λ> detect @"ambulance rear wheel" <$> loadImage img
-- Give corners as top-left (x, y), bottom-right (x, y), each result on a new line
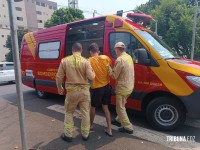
top-left (146, 96), bottom-right (186, 131)
top-left (36, 89), bottom-right (48, 99)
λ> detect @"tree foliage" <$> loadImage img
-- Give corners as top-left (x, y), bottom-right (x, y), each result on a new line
top-left (136, 0), bottom-right (160, 14)
top-left (137, 0), bottom-right (200, 58)
top-left (187, 0), bottom-right (200, 6)
top-left (5, 30), bottom-right (28, 62)
top-left (45, 8), bottom-right (84, 28)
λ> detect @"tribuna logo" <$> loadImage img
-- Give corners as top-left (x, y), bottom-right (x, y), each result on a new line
top-left (167, 136), bottom-right (196, 142)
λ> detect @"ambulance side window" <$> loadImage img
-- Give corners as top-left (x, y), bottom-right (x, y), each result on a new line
top-left (66, 20), bottom-right (104, 58)
top-left (38, 41), bottom-right (60, 59)
top-left (109, 32), bottom-right (144, 63)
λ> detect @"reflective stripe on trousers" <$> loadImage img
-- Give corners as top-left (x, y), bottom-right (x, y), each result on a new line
top-left (64, 87), bottom-right (91, 137)
top-left (115, 94), bottom-right (133, 131)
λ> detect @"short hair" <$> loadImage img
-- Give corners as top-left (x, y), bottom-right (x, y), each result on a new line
top-left (88, 43), bottom-right (99, 53)
top-left (72, 42), bottom-right (82, 52)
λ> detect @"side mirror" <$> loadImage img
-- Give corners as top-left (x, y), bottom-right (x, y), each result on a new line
top-left (135, 48), bottom-right (150, 66)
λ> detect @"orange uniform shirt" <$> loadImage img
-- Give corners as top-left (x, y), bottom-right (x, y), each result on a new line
top-left (89, 55), bottom-right (111, 89)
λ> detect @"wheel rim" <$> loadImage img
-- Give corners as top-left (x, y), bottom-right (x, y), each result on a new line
top-left (154, 104), bottom-right (178, 126)
top-left (37, 90), bottom-right (44, 97)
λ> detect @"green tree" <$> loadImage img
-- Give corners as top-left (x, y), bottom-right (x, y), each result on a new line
top-left (5, 29), bottom-right (28, 62)
top-left (151, 0), bottom-right (195, 56)
top-left (187, 0), bottom-right (200, 6)
top-left (136, 0), bottom-right (160, 14)
top-left (45, 8), bottom-right (84, 28)
top-left (136, 0), bottom-right (200, 58)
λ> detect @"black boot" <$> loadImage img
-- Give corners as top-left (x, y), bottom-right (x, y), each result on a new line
top-left (118, 127), bottom-right (133, 134)
top-left (61, 133), bottom-right (73, 142)
top-left (111, 119), bottom-right (121, 127)
top-left (82, 135), bottom-right (89, 141)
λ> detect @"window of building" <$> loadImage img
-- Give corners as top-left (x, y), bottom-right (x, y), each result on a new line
top-left (4, 15), bottom-right (6, 18)
top-left (49, 5), bottom-right (53, 9)
top-left (53, 6), bottom-right (57, 10)
top-left (3, 45), bottom-right (6, 47)
top-left (41, 2), bottom-right (45, 7)
top-left (37, 20), bottom-right (43, 23)
top-left (2, 35), bottom-right (4, 38)
top-left (36, 1), bottom-right (40, 6)
top-left (0, 24), bottom-right (2, 28)
top-left (39, 41), bottom-right (60, 59)
top-left (16, 7), bottom-right (22, 11)
top-left (36, 11), bottom-right (42, 15)
top-left (17, 17), bottom-right (23, 21)
top-left (2, 4), bottom-right (5, 7)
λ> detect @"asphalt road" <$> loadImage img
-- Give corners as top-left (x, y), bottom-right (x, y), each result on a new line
top-left (0, 82), bottom-right (200, 150)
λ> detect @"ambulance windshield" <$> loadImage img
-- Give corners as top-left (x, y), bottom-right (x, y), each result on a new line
top-left (136, 30), bottom-right (179, 59)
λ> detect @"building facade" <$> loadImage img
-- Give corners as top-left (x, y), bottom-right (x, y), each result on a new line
top-left (0, 0), bottom-right (57, 61)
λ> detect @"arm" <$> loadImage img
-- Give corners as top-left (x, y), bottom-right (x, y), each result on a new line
top-left (109, 58), bottom-right (123, 80)
top-left (56, 60), bottom-right (65, 95)
top-left (85, 60), bottom-right (95, 80)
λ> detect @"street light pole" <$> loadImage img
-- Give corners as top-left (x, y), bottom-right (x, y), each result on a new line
top-left (93, 10), bottom-right (97, 18)
top-left (7, 0), bottom-right (28, 150)
top-left (152, 19), bottom-right (158, 35)
top-left (191, 0), bottom-right (198, 60)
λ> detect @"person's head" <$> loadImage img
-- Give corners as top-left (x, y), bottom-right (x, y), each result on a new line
top-left (114, 42), bottom-right (126, 57)
top-left (72, 42), bottom-right (83, 53)
top-left (88, 43), bottom-right (100, 57)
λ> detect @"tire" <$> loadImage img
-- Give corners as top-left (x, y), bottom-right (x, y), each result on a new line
top-left (36, 89), bottom-right (48, 99)
top-left (146, 96), bottom-right (186, 131)
top-left (8, 81), bottom-right (15, 84)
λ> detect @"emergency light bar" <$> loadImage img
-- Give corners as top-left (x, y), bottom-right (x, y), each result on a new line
top-left (126, 13), bottom-right (153, 27)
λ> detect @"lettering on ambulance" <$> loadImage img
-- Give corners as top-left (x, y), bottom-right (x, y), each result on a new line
top-left (137, 81), bottom-right (163, 87)
top-left (37, 68), bottom-right (57, 80)
top-left (24, 32), bottom-right (36, 59)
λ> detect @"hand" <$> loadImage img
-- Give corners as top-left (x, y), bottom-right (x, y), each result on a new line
top-left (58, 87), bottom-right (64, 95)
top-left (108, 66), bottom-right (112, 75)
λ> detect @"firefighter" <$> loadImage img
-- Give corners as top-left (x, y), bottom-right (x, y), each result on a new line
top-left (88, 43), bottom-right (112, 136)
top-left (109, 42), bottom-right (134, 134)
top-left (56, 42), bottom-right (95, 142)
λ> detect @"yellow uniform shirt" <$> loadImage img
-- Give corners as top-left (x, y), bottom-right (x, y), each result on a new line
top-left (56, 52), bottom-right (95, 93)
top-left (109, 52), bottom-right (134, 95)
top-left (89, 55), bottom-right (111, 89)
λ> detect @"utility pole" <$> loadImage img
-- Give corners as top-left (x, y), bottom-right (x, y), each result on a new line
top-left (68, 0), bottom-right (78, 9)
top-left (93, 10), bottom-right (97, 18)
top-left (191, 0), bottom-right (198, 60)
top-left (7, 0), bottom-right (28, 150)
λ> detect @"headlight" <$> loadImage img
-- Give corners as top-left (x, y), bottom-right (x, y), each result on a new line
top-left (186, 76), bottom-right (200, 87)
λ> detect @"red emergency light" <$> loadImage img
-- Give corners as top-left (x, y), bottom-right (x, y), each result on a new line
top-left (126, 13), bottom-right (153, 27)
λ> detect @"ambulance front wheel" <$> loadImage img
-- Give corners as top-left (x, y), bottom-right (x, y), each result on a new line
top-left (36, 89), bottom-right (48, 99)
top-left (146, 96), bottom-right (186, 131)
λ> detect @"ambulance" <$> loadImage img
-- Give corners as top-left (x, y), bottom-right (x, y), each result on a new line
top-left (20, 13), bottom-right (200, 131)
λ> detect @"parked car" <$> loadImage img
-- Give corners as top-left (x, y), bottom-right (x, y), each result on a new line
top-left (0, 62), bottom-right (15, 83)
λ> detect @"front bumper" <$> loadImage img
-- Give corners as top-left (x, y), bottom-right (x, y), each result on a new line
top-left (179, 88), bottom-right (200, 118)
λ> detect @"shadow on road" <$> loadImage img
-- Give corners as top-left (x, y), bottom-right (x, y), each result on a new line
top-left (0, 82), bottom-right (15, 86)
top-left (32, 122), bottom-right (167, 150)
top-left (1, 88), bottom-right (200, 148)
